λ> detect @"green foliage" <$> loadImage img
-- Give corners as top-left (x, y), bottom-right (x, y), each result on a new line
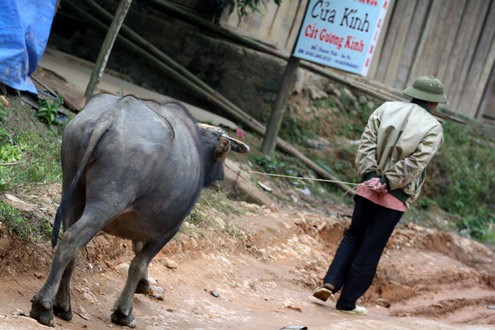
top-left (0, 100), bottom-right (63, 192)
top-left (0, 201), bottom-right (52, 240)
top-left (0, 127), bottom-right (23, 190)
top-left (0, 98), bottom-right (64, 241)
top-left (37, 96), bottom-right (63, 126)
top-left (428, 121), bottom-right (495, 244)
top-left (0, 104), bottom-right (7, 121)
top-left (314, 93), bottom-right (373, 139)
top-left (250, 154), bottom-right (302, 178)
top-left (279, 116), bottom-right (316, 144)
top-left (0, 130), bottom-right (61, 191)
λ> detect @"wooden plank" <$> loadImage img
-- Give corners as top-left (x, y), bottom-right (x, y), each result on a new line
top-left (285, 0), bottom-right (308, 51)
top-left (266, 0), bottom-right (300, 49)
top-left (396, 0), bottom-right (431, 89)
top-left (409, 1), bottom-right (463, 79)
top-left (373, 0), bottom-right (405, 82)
top-left (382, 0), bottom-right (417, 87)
top-left (425, 2), bottom-right (457, 76)
top-left (245, 0), bottom-right (278, 38)
top-left (435, 0), bottom-right (467, 79)
top-left (408, 0), bottom-right (442, 80)
top-left (443, 0), bottom-right (488, 102)
top-left (222, 0), bottom-right (299, 51)
top-left (368, 0), bottom-right (396, 78)
top-left (478, 59), bottom-right (495, 120)
top-left (449, 0), bottom-right (490, 107)
top-left (457, 1), bottom-right (495, 117)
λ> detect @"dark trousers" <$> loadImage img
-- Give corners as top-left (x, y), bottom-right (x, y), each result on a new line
top-left (323, 195), bottom-right (403, 310)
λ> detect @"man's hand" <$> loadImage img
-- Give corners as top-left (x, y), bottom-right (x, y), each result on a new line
top-left (362, 177), bottom-right (388, 194)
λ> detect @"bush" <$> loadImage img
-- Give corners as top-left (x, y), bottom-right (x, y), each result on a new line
top-left (36, 96), bottom-right (64, 126)
top-left (429, 121), bottom-right (495, 244)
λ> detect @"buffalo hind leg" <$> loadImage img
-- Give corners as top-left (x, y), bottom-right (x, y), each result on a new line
top-left (30, 211), bottom-right (115, 327)
top-left (54, 186), bottom-right (85, 320)
top-left (53, 258), bottom-right (76, 321)
top-left (111, 229), bottom-right (179, 327)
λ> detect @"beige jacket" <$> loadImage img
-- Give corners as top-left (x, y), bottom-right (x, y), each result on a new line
top-left (355, 101), bottom-right (444, 207)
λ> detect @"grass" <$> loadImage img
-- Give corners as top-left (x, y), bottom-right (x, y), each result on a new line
top-left (0, 119), bottom-right (62, 191)
top-left (0, 96), bottom-right (65, 240)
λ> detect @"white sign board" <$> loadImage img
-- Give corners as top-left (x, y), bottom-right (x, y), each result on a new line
top-left (293, 0), bottom-right (389, 76)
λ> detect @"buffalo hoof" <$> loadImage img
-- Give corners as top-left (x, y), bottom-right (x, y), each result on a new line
top-left (135, 278), bottom-right (151, 295)
top-left (30, 296), bottom-right (55, 327)
top-left (111, 309), bottom-right (136, 328)
top-left (53, 304), bottom-right (73, 321)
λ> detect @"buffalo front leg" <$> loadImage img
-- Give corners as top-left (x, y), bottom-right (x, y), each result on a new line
top-left (30, 213), bottom-right (108, 327)
top-left (132, 240), bottom-right (151, 295)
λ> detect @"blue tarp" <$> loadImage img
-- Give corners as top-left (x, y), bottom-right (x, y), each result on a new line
top-left (0, 0), bottom-right (56, 93)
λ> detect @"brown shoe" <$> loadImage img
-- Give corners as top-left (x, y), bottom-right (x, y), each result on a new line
top-left (312, 284), bottom-right (334, 302)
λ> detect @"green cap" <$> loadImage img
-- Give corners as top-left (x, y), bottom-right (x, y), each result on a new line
top-left (403, 76), bottom-right (447, 104)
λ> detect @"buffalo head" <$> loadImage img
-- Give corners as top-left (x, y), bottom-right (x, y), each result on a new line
top-left (196, 123), bottom-right (249, 187)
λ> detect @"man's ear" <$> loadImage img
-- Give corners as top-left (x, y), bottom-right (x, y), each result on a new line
top-left (428, 102), bottom-right (438, 111)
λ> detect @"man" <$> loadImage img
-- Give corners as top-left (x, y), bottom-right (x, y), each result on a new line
top-left (313, 76), bottom-right (447, 315)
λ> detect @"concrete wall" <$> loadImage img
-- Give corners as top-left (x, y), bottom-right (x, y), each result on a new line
top-left (49, 1), bottom-right (294, 124)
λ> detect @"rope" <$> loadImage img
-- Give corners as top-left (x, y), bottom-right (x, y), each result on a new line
top-left (229, 168), bottom-right (363, 187)
top-left (225, 165), bottom-right (385, 208)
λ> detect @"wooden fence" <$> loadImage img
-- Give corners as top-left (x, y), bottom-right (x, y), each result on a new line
top-left (217, 0), bottom-right (495, 121)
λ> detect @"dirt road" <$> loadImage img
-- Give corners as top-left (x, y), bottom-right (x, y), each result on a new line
top-left (1, 193), bottom-right (494, 330)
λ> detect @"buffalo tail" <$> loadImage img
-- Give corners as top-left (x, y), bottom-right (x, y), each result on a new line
top-left (51, 115), bottom-right (113, 248)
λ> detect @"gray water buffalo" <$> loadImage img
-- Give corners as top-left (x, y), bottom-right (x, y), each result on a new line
top-left (30, 94), bottom-right (249, 327)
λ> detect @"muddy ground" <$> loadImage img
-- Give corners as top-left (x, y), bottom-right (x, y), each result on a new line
top-left (1, 178), bottom-right (495, 330)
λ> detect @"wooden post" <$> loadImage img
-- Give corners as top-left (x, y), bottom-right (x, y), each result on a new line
top-left (261, 56), bottom-right (301, 154)
top-left (84, 0), bottom-right (133, 99)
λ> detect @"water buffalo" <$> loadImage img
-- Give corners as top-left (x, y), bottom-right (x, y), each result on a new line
top-left (30, 94), bottom-right (249, 327)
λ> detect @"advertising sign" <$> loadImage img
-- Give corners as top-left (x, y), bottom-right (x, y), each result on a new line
top-left (293, 0), bottom-right (389, 76)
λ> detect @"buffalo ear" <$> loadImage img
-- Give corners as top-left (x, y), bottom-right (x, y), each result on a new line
top-left (215, 136), bottom-right (231, 162)
top-left (197, 122), bottom-right (250, 155)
